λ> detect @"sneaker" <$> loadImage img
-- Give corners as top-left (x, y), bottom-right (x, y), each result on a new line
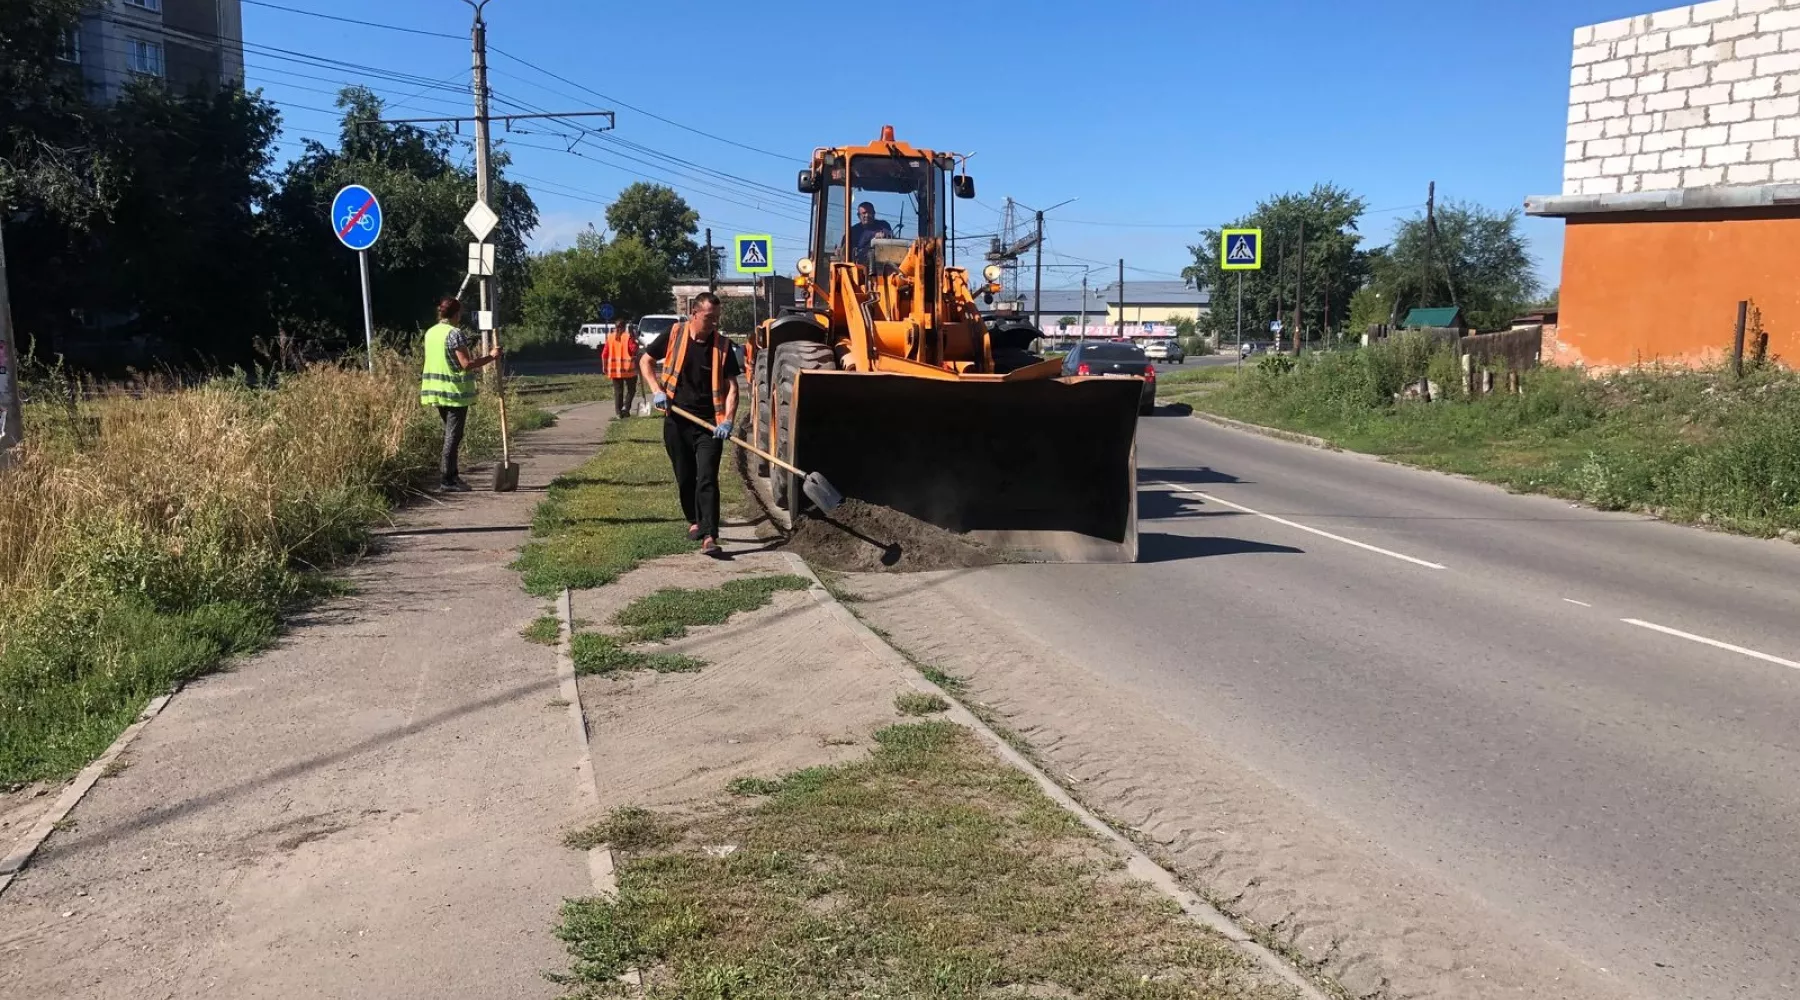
top-left (441, 478), bottom-right (472, 493)
top-left (687, 524), bottom-right (701, 541)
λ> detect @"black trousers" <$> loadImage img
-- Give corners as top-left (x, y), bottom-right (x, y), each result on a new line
top-left (437, 405), bottom-right (468, 481)
top-left (611, 377), bottom-right (637, 417)
top-left (663, 414), bottom-right (722, 540)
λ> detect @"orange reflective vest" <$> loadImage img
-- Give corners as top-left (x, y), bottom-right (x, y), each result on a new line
top-left (601, 331), bottom-right (636, 379)
top-left (659, 322), bottom-right (727, 417)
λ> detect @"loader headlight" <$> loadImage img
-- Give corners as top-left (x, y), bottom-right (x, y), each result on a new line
top-left (983, 264), bottom-right (1003, 282)
top-left (796, 257), bottom-right (815, 276)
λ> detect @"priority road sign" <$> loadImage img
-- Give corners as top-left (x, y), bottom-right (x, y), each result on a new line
top-left (463, 200), bottom-right (499, 242)
top-left (1221, 229), bottom-right (1261, 271)
top-left (599, 303), bottom-right (615, 321)
top-left (332, 184), bottom-right (383, 251)
top-left (734, 234), bottom-right (774, 275)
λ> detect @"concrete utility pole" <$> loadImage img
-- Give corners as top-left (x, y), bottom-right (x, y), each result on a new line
top-left (1116, 258), bottom-right (1125, 340)
top-left (705, 228), bottom-right (715, 292)
top-left (1293, 218), bottom-right (1305, 354)
top-left (466, 0), bottom-right (497, 376)
top-left (1023, 197), bottom-right (1075, 335)
top-left (1079, 272), bottom-right (1088, 343)
top-left (0, 217), bottom-right (21, 468)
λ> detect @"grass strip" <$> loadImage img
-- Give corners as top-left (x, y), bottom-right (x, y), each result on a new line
top-left (553, 721), bottom-right (1279, 999)
top-left (612, 575), bottom-right (811, 642)
top-left (521, 615), bottom-right (562, 645)
top-left (569, 632), bottom-right (705, 677)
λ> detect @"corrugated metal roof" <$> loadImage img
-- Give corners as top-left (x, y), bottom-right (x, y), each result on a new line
top-left (1095, 280), bottom-right (1212, 306)
top-left (1403, 306), bottom-right (1463, 328)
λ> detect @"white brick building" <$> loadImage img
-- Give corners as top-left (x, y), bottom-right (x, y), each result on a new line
top-left (1563, 0), bottom-right (1800, 195)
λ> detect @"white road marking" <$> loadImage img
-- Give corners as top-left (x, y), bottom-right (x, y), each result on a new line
top-left (1564, 599), bottom-right (1593, 608)
top-left (1157, 483), bottom-right (1447, 570)
top-left (1621, 619), bottom-right (1800, 671)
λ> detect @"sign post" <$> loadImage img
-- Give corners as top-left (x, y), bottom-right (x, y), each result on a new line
top-left (1220, 228), bottom-right (1262, 356)
top-left (332, 184), bottom-right (384, 370)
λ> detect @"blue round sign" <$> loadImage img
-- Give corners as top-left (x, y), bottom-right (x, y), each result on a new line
top-left (331, 184), bottom-right (383, 251)
top-left (599, 303), bottom-right (616, 321)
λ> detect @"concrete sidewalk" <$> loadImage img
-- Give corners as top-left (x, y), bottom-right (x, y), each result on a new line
top-left (0, 404), bottom-right (612, 1000)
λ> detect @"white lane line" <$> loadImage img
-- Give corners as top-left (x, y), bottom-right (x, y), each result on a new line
top-left (1564, 599), bottom-right (1593, 608)
top-left (1621, 619), bottom-right (1800, 671)
top-left (1156, 483), bottom-right (1446, 570)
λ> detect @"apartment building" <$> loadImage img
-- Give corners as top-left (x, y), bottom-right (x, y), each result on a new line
top-left (60, 0), bottom-right (245, 102)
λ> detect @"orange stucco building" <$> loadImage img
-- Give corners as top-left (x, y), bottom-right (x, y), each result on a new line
top-left (1527, 194), bottom-right (1800, 369)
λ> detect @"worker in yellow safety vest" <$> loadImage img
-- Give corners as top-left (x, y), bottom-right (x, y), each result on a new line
top-left (420, 296), bottom-right (501, 492)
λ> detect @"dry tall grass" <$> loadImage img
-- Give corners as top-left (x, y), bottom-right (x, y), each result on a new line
top-left (0, 355), bottom-right (504, 783)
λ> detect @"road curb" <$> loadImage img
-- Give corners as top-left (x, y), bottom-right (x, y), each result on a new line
top-left (1189, 410), bottom-right (1339, 451)
top-left (555, 589), bottom-right (627, 901)
top-left (778, 553), bottom-right (1334, 1000)
top-left (0, 693), bottom-right (173, 899)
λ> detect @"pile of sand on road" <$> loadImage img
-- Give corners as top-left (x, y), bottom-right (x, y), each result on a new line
top-left (785, 499), bottom-right (1010, 573)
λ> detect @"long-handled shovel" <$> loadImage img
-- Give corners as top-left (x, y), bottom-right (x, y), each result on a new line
top-left (491, 333), bottom-right (520, 493)
top-left (667, 404), bottom-right (842, 513)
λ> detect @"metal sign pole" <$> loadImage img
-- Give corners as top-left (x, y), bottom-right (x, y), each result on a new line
top-left (359, 250), bottom-right (376, 372)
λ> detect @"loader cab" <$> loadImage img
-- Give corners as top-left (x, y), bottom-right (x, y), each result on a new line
top-left (808, 147), bottom-right (951, 276)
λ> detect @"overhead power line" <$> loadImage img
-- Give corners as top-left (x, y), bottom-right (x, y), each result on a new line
top-left (241, 0), bottom-right (463, 40)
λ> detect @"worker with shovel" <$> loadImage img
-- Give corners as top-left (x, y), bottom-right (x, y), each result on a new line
top-left (639, 292), bottom-right (738, 556)
top-left (420, 296), bottom-right (501, 492)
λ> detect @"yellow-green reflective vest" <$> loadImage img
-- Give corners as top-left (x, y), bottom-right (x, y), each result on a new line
top-left (420, 322), bottom-right (475, 408)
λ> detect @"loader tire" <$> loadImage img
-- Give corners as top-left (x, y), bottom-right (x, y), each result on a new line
top-left (752, 349), bottom-right (774, 479)
top-left (990, 347), bottom-right (1044, 374)
top-left (772, 341), bottom-right (838, 513)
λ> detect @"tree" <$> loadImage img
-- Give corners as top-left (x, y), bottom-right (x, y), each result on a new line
top-left (1185, 184), bottom-right (1371, 344)
top-left (1371, 200), bottom-right (1538, 331)
top-left (1347, 286), bottom-right (1389, 335)
top-left (604, 182), bottom-right (712, 275)
top-left (520, 233), bottom-right (671, 344)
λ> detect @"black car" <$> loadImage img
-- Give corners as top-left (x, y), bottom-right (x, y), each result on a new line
top-left (1061, 341), bottom-right (1156, 415)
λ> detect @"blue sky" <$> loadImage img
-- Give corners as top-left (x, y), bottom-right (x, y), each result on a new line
top-left (241, 0), bottom-right (1656, 293)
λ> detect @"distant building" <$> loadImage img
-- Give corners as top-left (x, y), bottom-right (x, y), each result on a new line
top-left (988, 281), bottom-right (1211, 339)
top-left (1401, 306), bottom-right (1468, 335)
top-left (1525, 1), bottom-right (1800, 369)
top-left (64, 0), bottom-right (245, 102)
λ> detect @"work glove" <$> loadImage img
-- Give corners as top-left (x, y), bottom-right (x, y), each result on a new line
top-left (713, 419), bottom-right (733, 440)
top-left (651, 391), bottom-right (668, 411)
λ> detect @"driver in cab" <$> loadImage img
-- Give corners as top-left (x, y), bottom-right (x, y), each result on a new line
top-left (848, 201), bottom-right (895, 265)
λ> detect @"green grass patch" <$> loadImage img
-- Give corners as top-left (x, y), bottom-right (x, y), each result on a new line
top-left (554, 722), bottom-right (1276, 999)
top-left (895, 690), bottom-right (951, 716)
top-left (513, 414), bottom-right (750, 596)
top-left (521, 614), bottom-right (562, 645)
top-left (569, 632), bottom-right (705, 677)
top-left (1189, 335), bottom-right (1800, 537)
top-left (612, 575), bottom-right (812, 642)
top-left (565, 805), bottom-right (679, 852)
top-left (512, 374), bottom-right (615, 407)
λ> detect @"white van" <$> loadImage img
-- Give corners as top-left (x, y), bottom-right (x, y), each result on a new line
top-left (635, 314), bottom-right (682, 350)
top-left (575, 323), bottom-right (607, 349)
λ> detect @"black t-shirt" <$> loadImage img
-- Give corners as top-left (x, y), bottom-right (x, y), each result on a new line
top-left (644, 325), bottom-right (742, 422)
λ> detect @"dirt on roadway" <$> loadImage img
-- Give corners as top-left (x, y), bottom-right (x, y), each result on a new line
top-left (842, 569), bottom-right (1641, 1000)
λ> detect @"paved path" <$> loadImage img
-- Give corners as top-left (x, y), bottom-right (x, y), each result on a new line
top-left (0, 404), bottom-right (611, 1000)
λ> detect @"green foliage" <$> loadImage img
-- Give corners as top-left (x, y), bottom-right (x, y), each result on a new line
top-left (521, 615), bottom-right (562, 645)
top-left (1347, 286), bottom-right (1391, 334)
top-left (894, 691), bottom-right (951, 716)
top-left (1256, 353), bottom-right (1296, 376)
top-left (1187, 184), bottom-right (1371, 345)
top-left (605, 181), bottom-right (716, 276)
top-left (519, 234), bottom-right (673, 347)
top-left (1370, 199), bottom-right (1538, 331)
top-left (718, 296), bottom-right (758, 335)
top-left (569, 632), bottom-right (705, 677)
top-left (613, 576), bottom-right (811, 643)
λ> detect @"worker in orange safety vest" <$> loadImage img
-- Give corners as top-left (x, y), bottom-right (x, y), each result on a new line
top-left (600, 318), bottom-right (639, 418)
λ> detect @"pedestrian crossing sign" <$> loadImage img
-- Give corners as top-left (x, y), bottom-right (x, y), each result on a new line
top-left (734, 234), bottom-right (775, 275)
top-left (1220, 229), bottom-right (1262, 271)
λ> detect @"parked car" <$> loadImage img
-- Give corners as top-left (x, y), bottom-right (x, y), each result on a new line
top-left (1061, 341), bottom-right (1156, 415)
top-left (1143, 339), bottom-right (1185, 364)
top-left (636, 314), bottom-right (682, 350)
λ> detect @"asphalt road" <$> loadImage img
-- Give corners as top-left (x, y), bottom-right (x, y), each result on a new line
top-left (944, 413), bottom-right (1800, 999)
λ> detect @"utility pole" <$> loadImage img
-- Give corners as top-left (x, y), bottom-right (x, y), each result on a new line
top-left (1025, 197), bottom-right (1076, 335)
top-left (467, 0), bottom-right (497, 378)
top-left (1079, 271), bottom-right (1089, 344)
top-left (705, 227), bottom-right (715, 291)
top-left (1116, 259), bottom-right (1125, 340)
top-left (0, 217), bottom-right (21, 467)
top-left (1293, 218), bottom-right (1305, 354)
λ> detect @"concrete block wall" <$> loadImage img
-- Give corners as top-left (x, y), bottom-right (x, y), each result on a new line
top-left (1564, 0), bottom-right (1800, 195)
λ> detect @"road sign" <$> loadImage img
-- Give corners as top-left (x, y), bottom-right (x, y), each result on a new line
top-left (734, 233), bottom-right (774, 275)
top-left (331, 184), bottom-right (383, 252)
top-left (599, 303), bottom-right (616, 321)
top-left (463, 200), bottom-right (499, 242)
top-left (1221, 228), bottom-right (1262, 271)
top-left (467, 242), bottom-right (495, 277)
top-left (1270, 320), bottom-right (1284, 333)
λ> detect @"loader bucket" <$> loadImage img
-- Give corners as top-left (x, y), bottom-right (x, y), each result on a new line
top-left (788, 371), bottom-right (1142, 563)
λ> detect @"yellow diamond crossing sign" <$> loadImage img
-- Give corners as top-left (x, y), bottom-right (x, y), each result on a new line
top-left (1221, 229), bottom-right (1262, 271)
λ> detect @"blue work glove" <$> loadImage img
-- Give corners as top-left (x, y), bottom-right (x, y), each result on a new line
top-left (713, 419), bottom-right (733, 440)
top-left (651, 391), bottom-right (668, 411)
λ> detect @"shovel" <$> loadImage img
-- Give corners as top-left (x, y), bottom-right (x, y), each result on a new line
top-left (667, 404), bottom-right (843, 513)
top-left (491, 336), bottom-right (520, 493)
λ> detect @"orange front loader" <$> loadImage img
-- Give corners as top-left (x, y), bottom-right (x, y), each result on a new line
top-left (745, 126), bottom-right (1142, 562)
